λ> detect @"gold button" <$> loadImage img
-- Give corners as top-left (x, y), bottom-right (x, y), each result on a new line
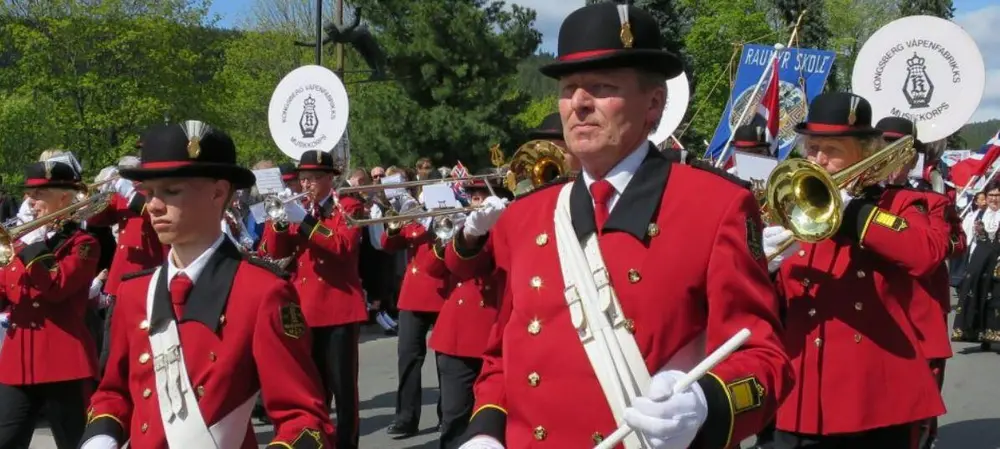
top-left (219, 315), bottom-right (226, 325)
top-left (536, 233), bottom-right (549, 246)
top-left (119, 245), bottom-right (125, 250)
top-left (410, 232), bottom-right (418, 237)
top-left (798, 249), bottom-right (806, 257)
top-left (457, 299), bottom-right (464, 305)
top-left (209, 352), bottom-right (217, 362)
top-left (527, 372), bottom-right (540, 387)
top-left (479, 300), bottom-right (485, 307)
top-left (411, 267), bottom-right (418, 274)
top-left (484, 285), bottom-right (491, 291)
top-left (646, 223), bottom-right (660, 237)
top-left (141, 423), bottom-right (148, 433)
top-left (854, 334), bottom-right (862, 343)
top-left (855, 302), bottom-right (863, 311)
top-left (139, 353), bottom-right (150, 364)
top-left (627, 269), bottom-right (641, 284)
top-left (533, 426), bottom-right (547, 441)
top-left (530, 276), bottom-right (542, 289)
top-left (457, 282), bottom-right (463, 287)
top-left (808, 308), bottom-right (817, 317)
top-left (592, 432), bottom-right (605, 444)
top-left (139, 320), bottom-right (150, 330)
top-left (623, 319), bottom-right (636, 334)
top-left (196, 386), bottom-right (205, 397)
top-left (814, 337), bottom-right (823, 347)
top-left (318, 259), bottom-right (324, 265)
top-left (142, 388), bottom-right (152, 398)
top-left (32, 302), bottom-right (39, 308)
top-left (528, 318), bottom-right (541, 335)
top-left (856, 270), bottom-right (866, 278)
top-left (801, 278), bottom-right (811, 287)
top-left (29, 322), bottom-right (37, 329)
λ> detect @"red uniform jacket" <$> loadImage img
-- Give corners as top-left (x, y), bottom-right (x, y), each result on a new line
top-left (774, 186), bottom-right (948, 435)
top-left (260, 195), bottom-right (367, 327)
top-left (381, 222), bottom-right (450, 313)
top-left (0, 224), bottom-right (100, 385)
top-left (425, 243), bottom-right (498, 358)
top-left (82, 238), bottom-right (333, 449)
top-left (447, 150), bottom-right (793, 449)
top-left (87, 192), bottom-right (166, 296)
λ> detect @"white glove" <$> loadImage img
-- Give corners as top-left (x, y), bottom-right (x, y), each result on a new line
top-left (113, 178), bottom-right (135, 198)
top-left (80, 435), bottom-right (119, 449)
top-left (458, 436), bottom-right (505, 449)
top-left (0, 313), bottom-right (9, 329)
top-left (763, 226), bottom-right (798, 273)
top-left (623, 370), bottom-right (708, 449)
top-left (89, 277), bottom-right (105, 300)
top-left (463, 196), bottom-right (507, 237)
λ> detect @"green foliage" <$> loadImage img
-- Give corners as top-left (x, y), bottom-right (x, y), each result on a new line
top-left (517, 53), bottom-right (557, 100)
top-left (824, 0), bottom-right (900, 91)
top-left (898, 0), bottom-right (954, 18)
top-left (514, 95), bottom-right (557, 130)
top-left (959, 120), bottom-right (1000, 149)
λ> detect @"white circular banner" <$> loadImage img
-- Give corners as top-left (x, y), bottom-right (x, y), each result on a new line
top-left (851, 15), bottom-right (985, 143)
top-left (649, 72), bottom-right (690, 146)
top-left (268, 65), bottom-right (350, 161)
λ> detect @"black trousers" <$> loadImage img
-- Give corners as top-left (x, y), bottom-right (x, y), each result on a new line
top-left (312, 323), bottom-right (361, 449)
top-left (0, 380), bottom-right (88, 449)
top-left (773, 423), bottom-right (919, 449)
top-left (436, 354), bottom-right (483, 449)
top-left (98, 298), bottom-right (116, 378)
top-left (395, 310), bottom-right (440, 428)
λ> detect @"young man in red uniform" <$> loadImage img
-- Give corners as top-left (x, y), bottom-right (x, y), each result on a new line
top-left (451, 4), bottom-right (793, 448)
top-left (259, 149), bottom-right (366, 449)
top-left (878, 116), bottom-right (965, 449)
top-left (765, 94), bottom-right (947, 448)
top-left (380, 203), bottom-right (451, 436)
top-left (80, 121), bottom-right (332, 449)
top-left (0, 161), bottom-right (100, 449)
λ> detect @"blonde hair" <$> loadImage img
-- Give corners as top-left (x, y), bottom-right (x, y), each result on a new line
top-left (38, 148), bottom-right (67, 161)
top-left (385, 166), bottom-right (405, 179)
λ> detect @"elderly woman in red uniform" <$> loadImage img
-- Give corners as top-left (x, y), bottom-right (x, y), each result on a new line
top-left (765, 93), bottom-right (947, 448)
top-left (0, 161), bottom-right (100, 449)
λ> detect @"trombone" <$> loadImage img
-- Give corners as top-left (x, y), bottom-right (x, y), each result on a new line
top-left (764, 135), bottom-right (916, 260)
top-left (337, 174), bottom-right (504, 196)
top-left (0, 189), bottom-right (113, 265)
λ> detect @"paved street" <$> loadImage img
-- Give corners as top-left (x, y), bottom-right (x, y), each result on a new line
top-left (29, 298), bottom-right (1000, 448)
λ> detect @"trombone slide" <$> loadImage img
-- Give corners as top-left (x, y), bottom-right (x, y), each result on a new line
top-left (345, 206), bottom-right (481, 228)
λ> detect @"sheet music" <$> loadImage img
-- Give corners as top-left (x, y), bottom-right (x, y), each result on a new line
top-left (421, 184), bottom-right (459, 210)
top-left (253, 168), bottom-right (284, 195)
top-left (380, 174), bottom-right (407, 199)
top-left (732, 151), bottom-right (779, 186)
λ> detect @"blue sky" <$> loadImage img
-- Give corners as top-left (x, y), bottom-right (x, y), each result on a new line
top-left (210, 0), bottom-right (999, 121)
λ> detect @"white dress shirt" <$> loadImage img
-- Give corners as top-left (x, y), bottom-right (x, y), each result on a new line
top-left (963, 206), bottom-right (1000, 257)
top-left (580, 141), bottom-right (650, 213)
top-left (166, 234), bottom-right (226, 289)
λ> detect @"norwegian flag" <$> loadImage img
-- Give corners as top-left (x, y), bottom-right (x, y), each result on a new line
top-left (450, 160), bottom-right (470, 200)
top-left (757, 56), bottom-right (781, 157)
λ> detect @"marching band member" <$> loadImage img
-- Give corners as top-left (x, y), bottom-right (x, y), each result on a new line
top-left (380, 199), bottom-right (450, 437)
top-left (879, 117), bottom-right (965, 449)
top-left (259, 149), bottom-right (366, 449)
top-left (0, 160), bottom-right (99, 449)
top-left (427, 178), bottom-right (511, 449)
top-left (452, 4), bottom-right (792, 448)
top-left (81, 121), bottom-right (332, 449)
top-left (766, 93), bottom-right (947, 448)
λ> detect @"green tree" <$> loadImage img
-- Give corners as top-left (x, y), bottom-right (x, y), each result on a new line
top-left (898, 0), bottom-right (953, 18)
top-left (514, 95), bottom-right (557, 130)
top-left (772, 0), bottom-right (832, 89)
top-left (824, 0), bottom-right (900, 91)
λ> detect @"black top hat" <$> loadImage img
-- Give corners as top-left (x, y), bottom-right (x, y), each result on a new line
top-left (731, 124), bottom-right (771, 151)
top-left (540, 3), bottom-right (683, 79)
top-left (120, 121), bottom-right (255, 189)
top-left (794, 92), bottom-right (881, 138)
top-left (528, 113), bottom-right (564, 141)
top-left (23, 161), bottom-right (82, 189)
top-left (297, 150), bottom-right (340, 174)
top-left (278, 162), bottom-right (298, 181)
top-left (876, 116), bottom-right (923, 149)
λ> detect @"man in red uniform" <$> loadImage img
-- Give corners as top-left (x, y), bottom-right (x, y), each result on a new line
top-left (80, 121), bottom-right (333, 449)
top-left (380, 207), bottom-right (451, 436)
top-left (259, 149), bottom-right (366, 449)
top-left (878, 116), bottom-right (965, 449)
top-left (0, 161), bottom-right (100, 449)
top-left (451, 4), bottom-right (793, 448)
top-left (765, 93), bottom-right (947, 448)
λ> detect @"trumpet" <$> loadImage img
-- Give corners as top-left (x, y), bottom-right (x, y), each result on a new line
top-left (0, 190), bottom-right (113, 265)
top-left (263, 192), bottom-right (308, 225)
top-left (764, 135), bottom-right (915, 260)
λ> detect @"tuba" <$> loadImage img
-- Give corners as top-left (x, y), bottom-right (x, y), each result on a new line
top-left (502, 140), bottom-right (572, 195)
top-left (764, 135), bottom-right (915, 258)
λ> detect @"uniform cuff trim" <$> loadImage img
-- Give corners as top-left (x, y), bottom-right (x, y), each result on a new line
top-left (433, 243), bottom-right (446, 261)
top-left (24, 254), bottom-right (56, 271)
top-left (272, 222), bottom-right (289, 233)
top-left (452, 231), bottom-right (485, 260)
top-left (695, 372), bottom-right (735, 449)
top-left (81, 414), bottom-right (125, 446)
top-left (841, 201), bottom-right (876, 245)
top-left (467, 405), bottom-right (506, 445)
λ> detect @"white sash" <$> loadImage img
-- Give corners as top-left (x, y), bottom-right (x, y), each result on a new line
top-left (145, 267), bottom-right (259, 448)
top-left (553, 184), bottom-right (652, 449)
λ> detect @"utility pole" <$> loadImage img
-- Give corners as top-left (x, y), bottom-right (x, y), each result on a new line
top-left (336, 0), bottom-right (345, 78)
top-left (314, 0), bottom-right (323, 65)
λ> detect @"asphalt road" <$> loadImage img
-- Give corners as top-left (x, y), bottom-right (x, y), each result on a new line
top-left (28, 296), bottom-right (1000, 449)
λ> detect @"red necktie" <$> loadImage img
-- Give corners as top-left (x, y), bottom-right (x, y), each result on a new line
top-left (590, 180), bottom-right (615, 234)
top-left (169, 273), bottom-right (193, 320)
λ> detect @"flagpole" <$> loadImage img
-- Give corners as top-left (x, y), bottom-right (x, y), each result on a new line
top-left (959, 162), bottom-right (1000, 216)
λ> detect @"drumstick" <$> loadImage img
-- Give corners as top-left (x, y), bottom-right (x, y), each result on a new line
top-left (593, 328), bottom-right (752, 449)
